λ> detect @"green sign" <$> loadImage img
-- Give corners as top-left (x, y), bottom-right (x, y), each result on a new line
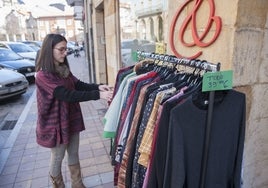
top-left (131, 51), bottom-right (138, 62)
top-left (202, 70), bottom-right (233, 92)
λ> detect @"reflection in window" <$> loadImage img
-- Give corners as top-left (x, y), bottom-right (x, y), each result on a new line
top-left (140, 19), bottom-right (146, 39)
top-left (150, 17), bottom-right (155, 41)
top-left (158, 16), bottom-right (163, 42)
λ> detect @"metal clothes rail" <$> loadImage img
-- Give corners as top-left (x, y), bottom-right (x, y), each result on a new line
top-left (137, 51), bottom-right (220, 72)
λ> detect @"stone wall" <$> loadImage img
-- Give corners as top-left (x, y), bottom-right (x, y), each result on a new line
top-left (103, 0), bottom-right (121, 84)
top-left (167, 0), bottom-right (268, 187)
top-left (91, 0), bottom-right (121, 84)
top-left (234, 1), bottom-right (268, 187)
top-left (92, 3), bottom-right (106, 84)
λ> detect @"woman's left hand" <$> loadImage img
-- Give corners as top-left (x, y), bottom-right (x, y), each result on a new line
top-left (99, 84), bottom-right (113, 92)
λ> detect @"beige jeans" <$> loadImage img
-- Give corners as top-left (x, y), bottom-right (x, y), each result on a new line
top-left (49, 133), bottom-right (80, 176)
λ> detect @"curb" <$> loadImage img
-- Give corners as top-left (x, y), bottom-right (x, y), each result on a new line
top-left (0, 89), bottom-right (36, 174)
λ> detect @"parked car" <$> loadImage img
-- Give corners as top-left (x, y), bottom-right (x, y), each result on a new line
top-left (67, 41), bottom-right (76, 55)
top-left (0, 48), bottom-right (35, 82)
top-left (121, 48), bottom-right (132, 67)
top-left (120, 39), bottom-right (143, 67)
top-left (0, 67), bottom-right (29, 101)
top-left (21, 41), bottom-right (41, 52)
top-left (121, 39), bottom-right (140, 50)
top-left (68, 41), bottom-right (83, 51)
top-left (0, 41), bottom-right (37, 62)
top-left (21, 41), bottom-right (42, 48)
top-left (140, 42), bottom-right (156, 53)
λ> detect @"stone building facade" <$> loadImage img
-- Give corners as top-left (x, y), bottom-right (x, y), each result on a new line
top-left (0, 1), bottom-right (82, 42)
top-left (166, 1), bottom-right (268, 187)
top-left (81, 0), bottom-right (268, 187)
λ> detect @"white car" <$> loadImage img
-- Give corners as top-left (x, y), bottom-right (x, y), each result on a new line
top-left (0, 67), bottom-right (29, 101)
top-left (120, 39), bottom-right (154, 67)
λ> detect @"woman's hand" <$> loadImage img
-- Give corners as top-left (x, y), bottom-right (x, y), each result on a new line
top-left (99, 84), bottom-right (113, 92)
top-left (99, 84), bottom-right (114, 101)
top-left (99, 90), bottom-right (113, 102)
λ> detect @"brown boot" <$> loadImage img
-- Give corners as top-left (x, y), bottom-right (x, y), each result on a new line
top-left (50, 173), bottom-right (65, 188)
top-left (68, 163), bottom-right (86, 188)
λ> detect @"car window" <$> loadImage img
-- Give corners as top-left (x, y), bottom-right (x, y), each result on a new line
top-left (8, 43), bottom-right (35, 53)
top-left (0, 43), bottom-right (8, 48)
top-left (121, 41), bottom-right (133, 49)
top-left (35, 41), bottom-right (42, 47)
top-left (121, 39), bottom-right (141, 50)
top-left (0, 49), bottom-right (23, 61)
top-left (28, 44), bottom-right (40, 51)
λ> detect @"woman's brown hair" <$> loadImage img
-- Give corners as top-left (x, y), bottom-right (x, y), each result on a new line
top-left (36, 34), bottom-right (69, 72)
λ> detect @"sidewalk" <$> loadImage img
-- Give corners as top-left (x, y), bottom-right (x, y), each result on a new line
top-left (0, 52), bottom-right (114, 188)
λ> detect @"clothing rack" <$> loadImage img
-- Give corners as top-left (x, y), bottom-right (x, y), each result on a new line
top-left (137, 51), bottom-right (221, 188)
top-left (137, 51), bottom-right (220, 72)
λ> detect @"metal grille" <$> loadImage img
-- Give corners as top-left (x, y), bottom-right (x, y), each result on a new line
top-left (1, 120), bottom-right (17, 130)
top-left (5, 81), bottom-right (22, 87)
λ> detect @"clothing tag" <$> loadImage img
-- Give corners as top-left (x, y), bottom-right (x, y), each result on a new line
top-left (202, 70), bottom-right (233, 92)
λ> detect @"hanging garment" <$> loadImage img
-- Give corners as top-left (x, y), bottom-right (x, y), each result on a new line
top-left (113, 71), bottom-right (160, 186)
top-left (146, 86), bottom-right (189, 188)
top-left (163, 90), bottom-right (246, 188)
top-left (117, 81), bottom-right (157, 187)
top-left (105, 55), bottom-right (245, 188)
top-left (103, 72), bottom-right (136, 138)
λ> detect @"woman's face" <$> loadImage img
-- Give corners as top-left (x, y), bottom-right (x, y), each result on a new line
top-left (53, 41), bottom-right (67, 64)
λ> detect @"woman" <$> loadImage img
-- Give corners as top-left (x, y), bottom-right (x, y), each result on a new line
top-left (35, 34), bottom-right (113, 188)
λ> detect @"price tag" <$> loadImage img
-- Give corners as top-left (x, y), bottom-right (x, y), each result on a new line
top-left (202, 70), bottom-right (233, 92)
top-left (155, 42), bottom-right (166, 54)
